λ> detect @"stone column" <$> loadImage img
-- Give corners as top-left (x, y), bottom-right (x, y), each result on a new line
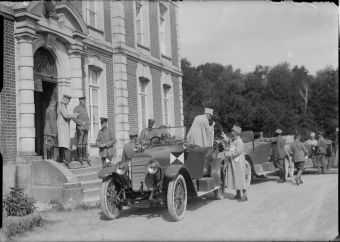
top-left (68, 47), bottom-right (84, 150)
top-left (112, 1), bottom-right (130, 160)
top-left (178, 76), bottom-right (184, 126)
top-left (15, 34), bottom-right (37, 155)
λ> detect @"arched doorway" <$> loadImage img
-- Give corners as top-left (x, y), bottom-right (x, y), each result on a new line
top-left (33, 47), bottom-right (58, 156)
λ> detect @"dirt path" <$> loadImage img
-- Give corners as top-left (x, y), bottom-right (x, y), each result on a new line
top-left (12, 174), bottom-right (338, 241)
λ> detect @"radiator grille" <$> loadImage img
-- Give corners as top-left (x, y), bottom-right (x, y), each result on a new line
top-left (131, 156), bottom-right (150, 191)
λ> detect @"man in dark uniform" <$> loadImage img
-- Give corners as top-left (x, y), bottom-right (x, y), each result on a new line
top-left (96, 117), bottom-right (117, 168)
top-left (73, 96), bottom-right (91, 166)
top-left (272, 129), bottom-right (287, 183)
top-left (122, 132), bottom-right (139, 162)
top-left (139, 119), bottom-right (158, 145)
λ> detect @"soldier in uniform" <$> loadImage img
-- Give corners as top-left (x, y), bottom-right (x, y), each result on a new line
top-left (139, 119), bottom-right (158, 145)
top-left (96, 117), bottom-right (117, 168)
top-left (272, 129), bottom-right (287, 183)
top-left (122, 132), bottom-right (139, 163)
top-left (73, 97), bottom-right (91, 166)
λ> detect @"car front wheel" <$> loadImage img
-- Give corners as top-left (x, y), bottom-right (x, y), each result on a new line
top-left (100, 178), bottom-right (120, 220)
top-left (167, 174), bottom-right (187, 221)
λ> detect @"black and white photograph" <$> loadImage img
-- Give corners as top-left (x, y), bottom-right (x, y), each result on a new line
top-left (0, 0), bottom-right (338, 241)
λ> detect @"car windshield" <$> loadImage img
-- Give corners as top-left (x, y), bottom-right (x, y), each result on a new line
top-left (150, 126), bottom-right (186, 141)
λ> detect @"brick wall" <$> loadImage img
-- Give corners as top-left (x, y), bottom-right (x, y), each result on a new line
top-left (149, 1), bottom-right (160, 59)
top-left (126, 58), bottom-right (138, 134)
top-left (172, 75), bottom-right (182, 126)
top-left (151, 67), bottom-right (162, 126)
top-left (124, 1), bottom-right (135, 48)
top-left (0, 15), bottom-right (16, 166)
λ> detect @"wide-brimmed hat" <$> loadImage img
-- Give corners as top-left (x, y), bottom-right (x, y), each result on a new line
top-left (232, 125), bottom-right (242, 134)
top-left (275, 129), bottom-right (282, 134)
top-left (204, 107), bottom-right (213, 115)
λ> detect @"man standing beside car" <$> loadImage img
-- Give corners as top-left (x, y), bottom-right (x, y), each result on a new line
top-left (272, 129), bottom-right (287, 183)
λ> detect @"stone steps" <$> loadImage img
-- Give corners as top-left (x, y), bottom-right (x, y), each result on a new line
top-left (69, 161), bottom-right (103, 206)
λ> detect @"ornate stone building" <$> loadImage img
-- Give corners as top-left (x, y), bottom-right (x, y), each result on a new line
top-left (0, 0), bottom-right (183, 207)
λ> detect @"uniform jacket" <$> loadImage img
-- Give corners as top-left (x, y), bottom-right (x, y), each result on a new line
top-left (272, 135), bottom-right (286, 160)
top-left (121, 141), bottom-right (137, 162)
top-left (44, 106), bottom-right (57, 137)
top-left (318, 137), bottom-right (329, 155)
top-left (73, 104), bottom-right (90, 130)
top-left (289, 140), bottom-right (308, 162)
top-left (96, 127), bottom-right (116, 158)
top-left (186, 114), bottom-right (214, 147)
top-left (57, 102), bottom-right (76, 149)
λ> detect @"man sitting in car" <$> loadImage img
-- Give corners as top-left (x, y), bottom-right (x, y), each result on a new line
top-left (139, 119), bottom-right (159, 145)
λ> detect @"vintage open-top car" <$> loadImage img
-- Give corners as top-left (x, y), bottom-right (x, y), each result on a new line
top-left (98, 126), bottom-right (252, 221)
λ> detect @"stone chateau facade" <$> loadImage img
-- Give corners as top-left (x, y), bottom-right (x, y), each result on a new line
top-left (0, 0), bottom-right (183, 206)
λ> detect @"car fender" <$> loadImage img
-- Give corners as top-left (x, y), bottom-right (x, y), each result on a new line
top-left (97, 165), bottom-right (118, 180)
top-left (165, 165), bottom-right (196, 197)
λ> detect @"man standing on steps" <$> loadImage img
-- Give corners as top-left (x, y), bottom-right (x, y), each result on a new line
top-left (73, 96), bottom-right (91, 167)
top-left (57, 94), bottom-right (79, 168)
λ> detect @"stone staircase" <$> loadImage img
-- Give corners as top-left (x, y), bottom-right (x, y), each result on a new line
top-left (70, 158), bottom-right (103, 207)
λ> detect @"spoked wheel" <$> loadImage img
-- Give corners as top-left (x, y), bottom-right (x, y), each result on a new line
top-left (245, 161), bottom-right (252, 187)
top-left (167, 174), bottom-right (187, 221)
top-left (100, 178), bottom-right (121, 220)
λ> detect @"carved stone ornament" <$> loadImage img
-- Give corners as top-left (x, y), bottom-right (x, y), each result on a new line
top-left (44, 0), bottom-right (58, 20)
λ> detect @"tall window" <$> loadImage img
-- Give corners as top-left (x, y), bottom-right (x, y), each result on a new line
top-left (163, 84), bottom-right (171, 126)
top-left (86, 0), bottom-right (96, 28)
top-left (88, 68), bottom-right (100, 138)
top-left (138, 77), bottom-right (149, 129)
top-left (135, 0), bottom-right (150, 48)
top-left (159, 2), bottom-right (171, 56)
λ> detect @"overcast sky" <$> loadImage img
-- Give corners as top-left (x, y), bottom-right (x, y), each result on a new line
top-left (178, 1), bottom-right (338, 75)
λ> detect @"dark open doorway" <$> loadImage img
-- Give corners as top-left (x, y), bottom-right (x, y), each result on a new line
top-left (33, 47), bottom-right (58, 156)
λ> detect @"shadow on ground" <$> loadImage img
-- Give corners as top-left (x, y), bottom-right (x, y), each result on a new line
top-left (98, 195), bottom-right (221, 222)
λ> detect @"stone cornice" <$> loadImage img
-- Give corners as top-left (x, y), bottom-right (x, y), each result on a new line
top-left (115, 44), bottom-right (183, 77)
top-left (83, 39), bottom-right (114, 56)
top-left (0, 4), bottom-right (14, 19)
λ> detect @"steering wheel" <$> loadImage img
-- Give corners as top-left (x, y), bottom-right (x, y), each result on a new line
top-left (150, 136), bottom-right (161, 145)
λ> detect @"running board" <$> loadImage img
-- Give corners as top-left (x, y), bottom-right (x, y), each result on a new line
top-left (197, 186), bottom-right (220, 197)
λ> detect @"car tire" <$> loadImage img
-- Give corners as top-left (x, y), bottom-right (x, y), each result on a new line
top-left (100, 178), bottom-right (120, 220)
top-left (167, 174), bottom-right (187, 221)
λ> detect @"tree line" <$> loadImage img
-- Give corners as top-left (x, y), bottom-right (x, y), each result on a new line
top-left (181, 59), bottom-right (338, 140)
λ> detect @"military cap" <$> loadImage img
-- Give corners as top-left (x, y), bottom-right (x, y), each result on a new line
top-left (63, 94), bottom-right (72, 99)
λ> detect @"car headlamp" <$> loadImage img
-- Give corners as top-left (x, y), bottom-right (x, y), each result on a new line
top-left (116, 162), bottom-right (127, 175)
top-left (147, 160), bottom-right (160, 175)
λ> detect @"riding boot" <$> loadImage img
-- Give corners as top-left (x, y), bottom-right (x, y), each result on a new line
top-left (78, 147), bottom-right (84, 166)
top-left (84, 146), bottom-right (91, 166)
top-left (63, 148), bottom-right (70, 168)
top-left (234, 190), bottom-right (241, 200)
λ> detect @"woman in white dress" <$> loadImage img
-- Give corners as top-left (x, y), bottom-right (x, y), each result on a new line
top-left (225, 125), bottom-right (249, 202)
